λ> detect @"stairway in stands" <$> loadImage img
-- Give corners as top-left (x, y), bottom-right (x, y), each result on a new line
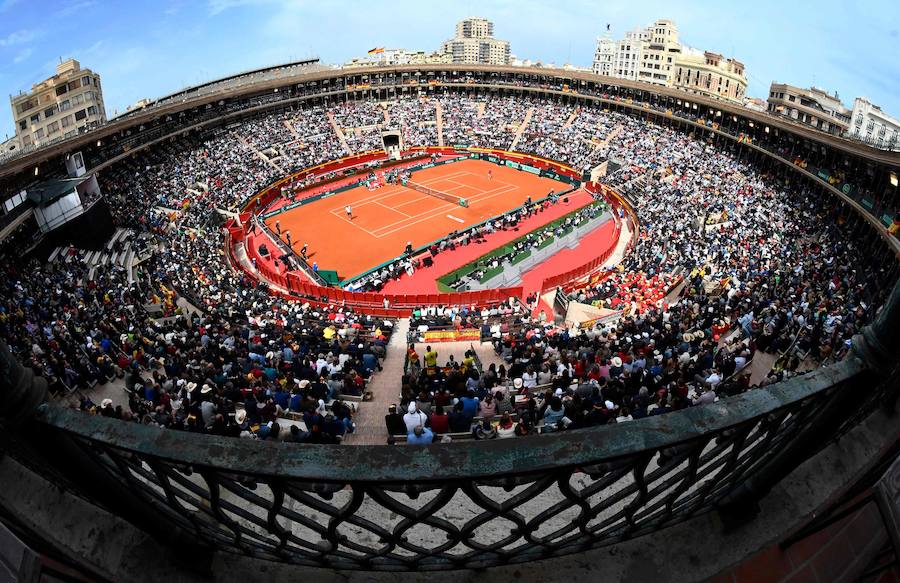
top-left (342, 318), bottom-right (410, 445)
top-left (48, 228), bottom-right (138, 283)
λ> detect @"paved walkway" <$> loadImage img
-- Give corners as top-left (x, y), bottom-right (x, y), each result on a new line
top-left (344, 323), bottom-right (506, 444)
top-left (343, 318), bottom-right (410, 445)
top-left (509, 106), bottom-right (534, 151)
top-left (435, 99), bottom-right (445, 146)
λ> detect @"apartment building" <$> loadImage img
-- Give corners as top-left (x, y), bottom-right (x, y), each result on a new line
top-left (637, 19), bottom-right (681, 86)
top-left (592, 36), bottom-right (616, 77)
top-left (593, 18), bottom-right (747, 104)
top-left (609, 28), bottom-right (649, 80)
top-left (766, 83), bottom-right (851, 136)
top-left (848, 97), bottom-right (900, 150)
top-left (441, 17), bottom-right (511, 66)
top-left (673, 48), bottom-right (747, 103)
top-left (345, 49), bottom-right (453, 68)
top-left (9, 59), bottom-right (106, 150)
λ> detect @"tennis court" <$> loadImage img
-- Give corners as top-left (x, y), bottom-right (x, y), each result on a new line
top-left (263, 158), bottom-right (570, 280)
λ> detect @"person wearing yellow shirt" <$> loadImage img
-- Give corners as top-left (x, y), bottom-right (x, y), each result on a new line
top-left (423, 346), bottom-right (438, 368)
top-left (323, 325), bottom-right (336, 340)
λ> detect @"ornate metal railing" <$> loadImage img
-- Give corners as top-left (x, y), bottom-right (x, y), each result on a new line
top-left (1, 281), bottom-right (898, 571)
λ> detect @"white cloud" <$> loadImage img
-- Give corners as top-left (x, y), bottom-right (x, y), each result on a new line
top-left (13, 47), bottom-right (32, 63)
top-left (53, 0), bottom-right (98, 18)
top-left (207, 0), bottom-right (275, 15)
top-left (0, 29), bottom-right (37, 47)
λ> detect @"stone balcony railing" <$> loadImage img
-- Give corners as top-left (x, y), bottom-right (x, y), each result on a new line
top-left (0, 278), bottom-right (897, 574)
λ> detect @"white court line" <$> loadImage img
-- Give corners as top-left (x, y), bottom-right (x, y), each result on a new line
top-left (314, 164), bottom-right (526, 241)
top-left (442, 175), bottom-right (513, 190)
top-left (392, 194), bottom-right (437, 210)
top-left (374, 184), bottom-right (519, 238)
top-left (375, 200), bottom-right (410, 217)
top-left (372, 184), bottom-right (519, 238)
top-left (328, 207), bottom-right (382, 237)
top-left (369, 181), bottom-right (520, 235)
top-left (325, 170), bottom-right (471, 213)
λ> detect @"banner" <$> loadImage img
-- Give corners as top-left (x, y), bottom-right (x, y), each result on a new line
top-left (423, 328), bottom-right (481, 343)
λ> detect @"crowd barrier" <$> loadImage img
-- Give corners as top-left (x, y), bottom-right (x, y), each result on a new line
top-left (537, 181), bottom-right (633, 294)
top-left (284, 272), bottom-right (524, 310)
top-left (226, 219), bottom-right (525, 313)
top-left (225, 151), bottom-right (633, 313)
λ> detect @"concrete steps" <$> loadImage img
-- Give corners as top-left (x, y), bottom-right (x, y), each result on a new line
top-left (342, 318), bottom-right (410, 445)
top-left (509, 106), bottom-right (534, 151)
top-left (326, 111), bottom-right (353, 156)
top-left (435, 99), bottom-right (445, 147)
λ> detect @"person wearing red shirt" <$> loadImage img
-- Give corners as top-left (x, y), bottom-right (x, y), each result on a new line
top-left (429, 405), bottom-right (450, 435)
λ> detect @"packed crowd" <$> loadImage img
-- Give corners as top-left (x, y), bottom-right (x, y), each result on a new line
top-left (1, 92), bottom-right (893, 447)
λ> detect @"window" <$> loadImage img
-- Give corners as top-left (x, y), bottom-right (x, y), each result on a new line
top-left (47, 121), bottom-right (59, 133)
top-left (87, 105), bottom-right (97, 116)
top-left (44, 106), bottom-right (56, 118)
top-left (30, 114), bottom-right (40, 124)
top-left (74, 108), bottom-right (87, 121)
top-left (55, 85), bottom-right (68, 96)
top-left (18, 120), bottom-right (27, 130)
top-left (59, 100), bottom-right (71, 111)
top-left (67, 79), bottom-right (81, 91)
top-left (34, 128), bottom-right (44, 139)
top-left (72, 93), bottom-right (84, 105)
top-left (82, 75), bottom-right (91, 86)
top-left (61, 115), bottom-right (73, 128)
top-left (788, 95), bottom-right (795, 102)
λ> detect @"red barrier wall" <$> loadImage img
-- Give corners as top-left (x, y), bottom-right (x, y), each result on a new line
top-left (227, 148), bottom-right (631, 312)
top-left (537, 181), bottom-right (635, 294)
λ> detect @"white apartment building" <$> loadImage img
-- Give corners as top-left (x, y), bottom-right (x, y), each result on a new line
top-left (10, 59), bottom-right (106, 150)
top-left (345, 49), bottom-right (452, 68)
top-left (767, 83), bottom-right (851, 136)
top-left (594, 18), bottom-right (746, 103)
top-left (592, 36), bottom-right (616, 77)
top-left (637, 19), bottom-right (681, 86)
top-left (441, 17), bottom-right (511, 66)
top-left (848, 97), bottom-right (900, 150)
top-left (611, 28), bottom-right (648, 80)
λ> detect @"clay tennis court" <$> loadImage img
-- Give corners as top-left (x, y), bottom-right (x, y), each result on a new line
top-left (264, 158), bottom-right (570, 280)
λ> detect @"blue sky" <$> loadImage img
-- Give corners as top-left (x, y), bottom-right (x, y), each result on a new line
top-left (1, 0), bottom-right (898, 139)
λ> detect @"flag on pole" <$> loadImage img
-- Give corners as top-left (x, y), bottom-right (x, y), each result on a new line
top-left (367, 47), bottom-right (385, 54)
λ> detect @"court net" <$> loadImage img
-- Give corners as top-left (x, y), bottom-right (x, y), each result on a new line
top-left (407, 181), bottom-right (469, 207)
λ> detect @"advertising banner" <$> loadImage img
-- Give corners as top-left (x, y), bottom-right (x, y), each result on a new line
top-left (423, 329), bottom-right (481, 343)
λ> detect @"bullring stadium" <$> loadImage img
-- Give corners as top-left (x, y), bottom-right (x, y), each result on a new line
top-left (0, 59), bottom-right (898, 581)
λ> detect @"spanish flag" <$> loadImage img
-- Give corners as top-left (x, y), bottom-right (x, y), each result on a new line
top-left (367, 47), bottom-right (384, 54)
